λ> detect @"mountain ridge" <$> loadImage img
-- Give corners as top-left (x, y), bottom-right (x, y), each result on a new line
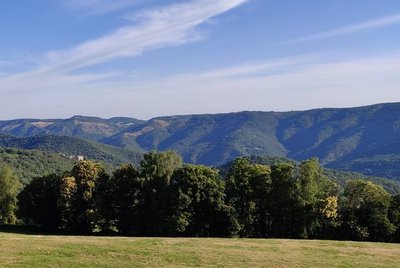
top-left (0, 102), bottom-right (399, 179)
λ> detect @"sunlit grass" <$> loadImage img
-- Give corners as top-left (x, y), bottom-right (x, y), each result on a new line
top-left (1, 233), bottom-right (400, 267)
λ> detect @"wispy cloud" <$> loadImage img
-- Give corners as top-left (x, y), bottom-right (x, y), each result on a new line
top-left (43, 0), bottom-right (249, 73)
top-left (1, 53), bottom-right (400, 119)
top-left (290, 13), bottom-right (400, 43)
top-left (0, 0), bottom-right (248, 95)
top-left (98, 54), bottom-right (400, 118)
top-left (0, 0), bottom-right (248, 96)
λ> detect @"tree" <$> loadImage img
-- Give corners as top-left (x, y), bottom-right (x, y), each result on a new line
top-left (168, 165), bottom-right (237, 237)
top-left (59, 160), bottom-right (107, 233)
top-left (296, 158), bottom-right (339, 239)
top-left (140, 151), bottom-right (182, 236)
top-left (0, 166), bottom-right (20, 224)
top-left (389, 194), bottom-right (400, 242)
top-left (140, 151), bottom-right (183, 185)
top-left (269, 163), bottom-right (298, 238)
top-left (58, 176), bottom-right (77, 230)
top-left (225, 158), bottom-right (271, 237)
top-left (17, 174), bottom-right (61, 230)
top-left (94, 173), bottom-right (115, 232)
top-left (106, 164), bottom-right (143, 235)
top-left (340, 180), bottom-right (395, 242)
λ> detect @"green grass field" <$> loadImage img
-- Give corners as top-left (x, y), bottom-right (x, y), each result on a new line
top-left (1, 233), bottom-right (400, 267)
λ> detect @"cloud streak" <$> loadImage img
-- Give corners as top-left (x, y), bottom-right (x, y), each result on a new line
top-left (0, 0), bottom-right (249, 96)
top-left (291, 13), bottom-right (400, 43)
top-left (1, 53), bottom-right (400, 119)
top-left (45, 0), bottom-right (249, 73)
top-left (99, 54), bottom-right (400, 118)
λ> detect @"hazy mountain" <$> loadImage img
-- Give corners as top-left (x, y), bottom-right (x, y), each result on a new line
top-left (0, 116), bottom-right (143, 141)
top-left (0, 103), bottom-right (399, 179)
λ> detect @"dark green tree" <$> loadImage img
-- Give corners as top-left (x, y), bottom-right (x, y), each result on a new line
top-left (168, 165), bottom-right (237, 237)
top-left (140, 151), bottom-right (182, 236)
top-left (107, 164), bottom-right (143, 235)
top-left (269, 163), bottom-right (299, 238)
top-left (94, 173), bottom-right (115, 232)
top-left (225, 158), bottom-right (271, 237)
top-left (17, 174), bottom-right (61, 230)
top-left (340, 180), bottom-right (395, 242)
top-left (0, 166), bottom-right (20, 224)
top-left (389, 194), bottom-right (400, 242)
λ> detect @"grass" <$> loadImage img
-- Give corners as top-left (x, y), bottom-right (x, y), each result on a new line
top-left (1, 233), bottom-right (400, 267)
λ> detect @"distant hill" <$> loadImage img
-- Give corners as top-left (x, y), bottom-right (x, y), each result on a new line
top-left (0, 135), bottom-right (142, 172)
top-left (0, 147), bottom-right (75, 184)
top-left (0, 103), bottom-right (399, 179)
top-left (0, 116), bottom-right (143, 141)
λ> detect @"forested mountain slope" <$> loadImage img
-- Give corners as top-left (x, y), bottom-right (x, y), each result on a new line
top-left (0, 147), bottom-right (75, 184)
top-left (0, 103), bottom-right (399, 179)
top-left (0, 135), bottom-right (142, 171)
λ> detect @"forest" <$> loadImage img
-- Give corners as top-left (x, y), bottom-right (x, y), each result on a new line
top-left (1, 150), bottom-right (399, 243)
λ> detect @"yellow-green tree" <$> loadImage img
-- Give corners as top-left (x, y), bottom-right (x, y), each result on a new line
top-left (59, 160), bottom-right (107, 233)
top-left (0, 166), bottom-right (20, 224)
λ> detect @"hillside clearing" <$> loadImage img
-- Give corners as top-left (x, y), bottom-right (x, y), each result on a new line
top-left (1, 233), bottom-right (400, 267)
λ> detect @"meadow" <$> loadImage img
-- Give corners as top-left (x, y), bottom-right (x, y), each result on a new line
top-left (1, 233), bottom-right (400, 267)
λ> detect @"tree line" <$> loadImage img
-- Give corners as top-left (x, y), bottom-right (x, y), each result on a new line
top-left (1, 151), bottom-right (400, 242)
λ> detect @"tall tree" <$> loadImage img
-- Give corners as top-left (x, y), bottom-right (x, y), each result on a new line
top-left (0, 166), bottom-right (20, 224)
top-left (59, 160), bottom-right (107, 233)
top-left (58, 176), bottom-right (77, 230)
top-left (107, 164), bottom-right (143, 235)
top-left (389, 194), bottom-right (400, 242)
top-left (140, 151), bottom-right (182, 236)
top-left (296, 158), bottom-right (339, 239)
top-left (225, 158), bottom-right (271, 237)
top-left (269, 163), bottom-right (299, 238)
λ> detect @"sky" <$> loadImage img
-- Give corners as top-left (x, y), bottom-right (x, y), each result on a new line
top-left (0, 0), bottom-right (400, 120)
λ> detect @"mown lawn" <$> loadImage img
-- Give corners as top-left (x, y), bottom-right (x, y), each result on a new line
top-left (1, 233), bottom-right (400, 267)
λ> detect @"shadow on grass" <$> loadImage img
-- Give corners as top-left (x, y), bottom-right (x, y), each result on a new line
top-left (0, 224), bottom-right (120, 237)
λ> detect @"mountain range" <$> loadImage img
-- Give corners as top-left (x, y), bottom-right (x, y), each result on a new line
top-left (0, 102), bottom-right (399, 180)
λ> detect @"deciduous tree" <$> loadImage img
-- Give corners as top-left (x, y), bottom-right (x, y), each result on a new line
top-left (0, 166), bottom-right (20, 224)
top-left (168, 165), bottom-right (237, 237)
top-left (340, 180), bottom-right (395, 241)
top-left (225, 158), bottom-right (271, 237)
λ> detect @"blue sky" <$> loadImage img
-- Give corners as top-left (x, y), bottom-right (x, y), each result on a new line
top-left (1, 0), bottom-right (400, 119)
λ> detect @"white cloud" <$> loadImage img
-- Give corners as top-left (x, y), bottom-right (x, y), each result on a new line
top-left (1, 1), bottom-right (399, 119)
top-left (93, 54), bottom-right (400, 118)
top-left (291, 13), bottom-right (400, 43)
top-left (44, 0), bottom-right (249, 73)
top-left (1, 54), bottom-right (400, 119)
top-left (0, 0), bottom-right (251, 119)
top-left (0, 0), bottom-right (248, 94)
